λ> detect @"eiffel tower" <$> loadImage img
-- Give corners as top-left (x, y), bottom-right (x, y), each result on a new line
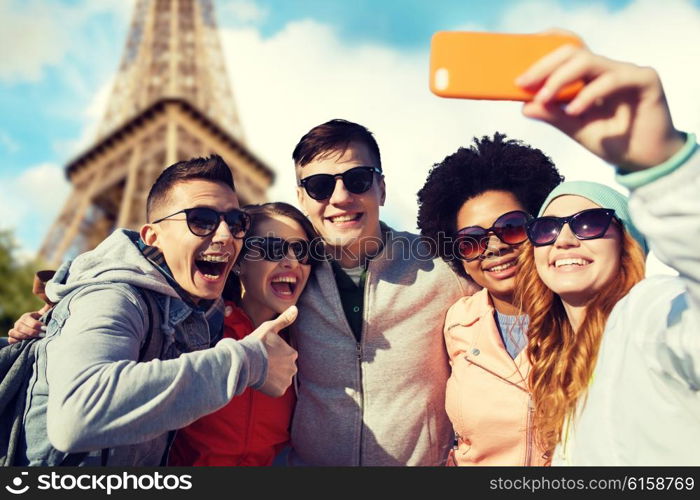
top-left (39, 0), bottom-right (274, 265)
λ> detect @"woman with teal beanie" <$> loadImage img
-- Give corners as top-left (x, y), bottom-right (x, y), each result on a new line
top-left (510, 41), bottom-right (699, 464)
top-left (515, 181), bottom-right (647, 461)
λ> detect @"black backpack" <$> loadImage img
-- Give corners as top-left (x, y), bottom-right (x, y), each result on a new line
top-left (0, 286), bottom-right (161, 466)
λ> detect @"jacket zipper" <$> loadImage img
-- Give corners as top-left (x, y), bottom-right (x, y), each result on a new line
top-left (356, 341), bottom-right (363, 466)
top-left (463, 354), bottom-right (528, 393)
top-left (525, 396), bottom-right (534, 465)
top-left (464, 353), bottom-right (534, 464)
top-left (356, 262), bottom-right (372, 466)
top-left (324, 258), bottom-right (366, 466)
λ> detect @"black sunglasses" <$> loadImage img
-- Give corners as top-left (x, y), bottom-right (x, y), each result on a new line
top-left (527, 208), bottom-right (616, 247)
top-left (298, 166), bottom-right (382, 201)
top-left (152, 207), bottom-right (251, 239)
top-left (245, 236), bottom-right (313, 265)
top-left (454, 210), bottom-right (531, 262)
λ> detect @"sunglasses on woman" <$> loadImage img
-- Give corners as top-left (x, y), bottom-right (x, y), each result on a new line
top-left (152, 207), bottom-right (251, 239)
top-left (526, 208), bottom-right (617, 247)
top-left (245, 236), bottom-right (313, 265)
top-left (454, 210), bottom-right (531, 262)
top-left (298, 166), bottom-right (382, 201)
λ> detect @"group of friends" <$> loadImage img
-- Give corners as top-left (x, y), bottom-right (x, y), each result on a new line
top-left (6, 43), bottom-right (699, 466)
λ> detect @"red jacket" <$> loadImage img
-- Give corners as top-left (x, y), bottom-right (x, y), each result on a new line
top-left (168, 302), bottom-right (296, 466)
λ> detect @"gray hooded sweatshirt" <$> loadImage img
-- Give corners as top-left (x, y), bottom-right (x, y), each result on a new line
top-left (20, 229), bottom-right (267, 466)
top-left (289, 225), bottom-right (478, 465)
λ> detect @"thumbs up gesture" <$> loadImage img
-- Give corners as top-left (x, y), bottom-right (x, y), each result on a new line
top-left (250, 305), bottom-right (299, 397)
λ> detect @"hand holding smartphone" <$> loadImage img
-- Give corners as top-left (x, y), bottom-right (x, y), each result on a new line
top-left (430, 31), bottom-right (585, 101)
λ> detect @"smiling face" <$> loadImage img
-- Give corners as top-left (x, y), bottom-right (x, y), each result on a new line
top-left (456, 190), bottom-right (528, 312)
top-left (141, 179), bottom-right (242, 302)
top-left (534, 195), bottom-right (623, 307)
top-left (238, 215), bottom-right (312, 320)
top-left (296, 141), bottom-right (385, 263)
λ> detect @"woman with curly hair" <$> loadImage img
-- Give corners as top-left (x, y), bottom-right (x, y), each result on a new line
top-left (417, 133), bottom-right (563, 465)
top-left (513, 43), bottom-right (698, 464)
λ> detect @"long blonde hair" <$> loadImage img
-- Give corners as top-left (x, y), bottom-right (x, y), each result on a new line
top-left (515, 230), bottom-right (645, 454)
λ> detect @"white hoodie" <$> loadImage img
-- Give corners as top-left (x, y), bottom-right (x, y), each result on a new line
top-left (554, 142), bottom-right (700, 465)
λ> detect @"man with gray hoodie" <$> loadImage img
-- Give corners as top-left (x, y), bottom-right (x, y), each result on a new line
top-left (16, 155), bottom-right (297, 466)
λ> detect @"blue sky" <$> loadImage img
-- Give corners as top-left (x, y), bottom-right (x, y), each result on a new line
top-left (222, 0), bottom-right (636, 46)
top-left (1, 0), bottom-right (699, 274)
top-left (0, 1), bottom-right (126, 167)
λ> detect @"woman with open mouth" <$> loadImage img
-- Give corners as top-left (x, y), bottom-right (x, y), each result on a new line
top-left (416, 133), bottom-right (563, 465)
top-left (168, 201), bottom-right (320, 466)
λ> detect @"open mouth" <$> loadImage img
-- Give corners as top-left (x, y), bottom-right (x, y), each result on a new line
top-left (553, 257), bottom-right (591, 269)
top-left (328, 213), bottom-right (363, 224)
top-left (195, 254), bottom-right (230, 280)
top-left (484, 260), bottom-right (517, 273)
top-left (270, 275), bottom-right (298, 298)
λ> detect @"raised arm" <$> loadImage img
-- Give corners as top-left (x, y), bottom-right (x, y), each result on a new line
top-left (518, 43), bottom-right (700, 386)
top-left (516, 44), bottom-right (686, 170)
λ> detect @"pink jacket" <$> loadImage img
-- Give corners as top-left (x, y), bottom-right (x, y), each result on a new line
top-left (444, 288), bottom-right (547, 466)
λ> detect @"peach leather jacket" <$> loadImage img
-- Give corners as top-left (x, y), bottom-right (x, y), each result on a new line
top-left (444, 288), bottom-right (547, 466)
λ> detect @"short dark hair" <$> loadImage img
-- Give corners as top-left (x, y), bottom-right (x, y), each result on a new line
top-left (146, 155), bottom-right (235, 221)
top-left (292, 119), bottom-right (381, 170)
top-left (417, 133), bottom-right (563, 278)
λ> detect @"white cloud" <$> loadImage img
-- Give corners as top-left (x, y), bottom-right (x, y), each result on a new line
top-left (0, 0), bottom-right (133, 84)
top-left (497, 0), bottom-right (700, 135)
top-left (8, 0), bottom-right (696, 275)
top-left (0, 186), bottom-right (24, 230)
top-left (15, 163), bottom-right (71, 215)
top-left (218, 0), bottom-right (699, 277)
top-left (53, 76), bottom-right (115, 158)
top-left (1, 163), bottom-right (70, 218)
top-left (0, 163), bottom-right (70, 252)
top-left (0, 0), bottom-right (70, 83)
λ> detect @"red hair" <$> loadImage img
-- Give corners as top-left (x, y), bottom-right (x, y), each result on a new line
top-left (515, 230), bottom-right (645, 454)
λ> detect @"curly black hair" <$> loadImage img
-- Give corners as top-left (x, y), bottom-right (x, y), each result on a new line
top-left (417, 133), bottom-right (563, 278)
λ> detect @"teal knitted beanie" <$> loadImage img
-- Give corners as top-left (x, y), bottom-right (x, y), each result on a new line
top-left (539, 181), bottom-right (648, 255)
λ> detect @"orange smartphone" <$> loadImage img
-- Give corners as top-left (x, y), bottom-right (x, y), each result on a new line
top-left (430, 31), bottom-right (585, 101)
